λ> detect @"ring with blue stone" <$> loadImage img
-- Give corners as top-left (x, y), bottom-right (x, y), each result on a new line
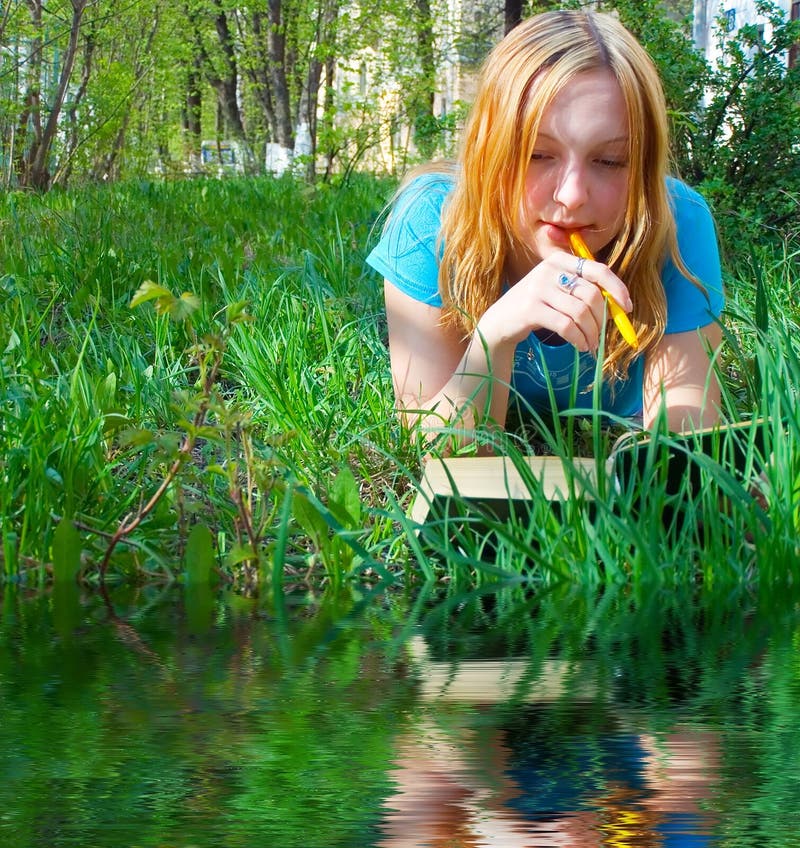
top-left (558, 272), bottom-right (579, 295)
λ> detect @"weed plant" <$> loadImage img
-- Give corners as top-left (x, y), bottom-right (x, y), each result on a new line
top-left (0, 175), bottom-right (797, 591)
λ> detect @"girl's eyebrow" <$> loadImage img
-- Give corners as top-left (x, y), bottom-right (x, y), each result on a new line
top-left (535, 132), bottom-right (629, 145)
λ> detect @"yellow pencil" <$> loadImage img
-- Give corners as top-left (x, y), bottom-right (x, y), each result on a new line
top-left (569, 232), bottom-right (639, 351)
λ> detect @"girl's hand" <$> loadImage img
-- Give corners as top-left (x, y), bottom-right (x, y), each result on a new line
top-left (477, 251), bottom-right (633, 354)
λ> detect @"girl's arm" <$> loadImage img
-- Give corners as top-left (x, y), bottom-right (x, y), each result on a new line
top-left (384, 282), bottom-right (515, 436)
top-left (384, 251), bottom-right (633, 441)
top-left (642, 323), bottom-right (722, 432)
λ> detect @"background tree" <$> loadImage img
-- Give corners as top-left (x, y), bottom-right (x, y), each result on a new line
top-left (56, 1), bottom-right (166, 184)
top-left (687, 1), bottom-right (800, 244)
top-left (187, 0), bottom-right (248, 144)
top-left (0, 0), bottom-right (795, 226)
top-left (10, 0), bottom-right (89, 189)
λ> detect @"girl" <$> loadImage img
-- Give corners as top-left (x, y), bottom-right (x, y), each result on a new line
top-left (367, 10), bottom-right (723, 444)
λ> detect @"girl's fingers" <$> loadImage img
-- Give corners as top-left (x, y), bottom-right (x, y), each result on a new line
top-left (571, 257), bottom-right (632, 312)
top-left (544, 293), bottom-right (601, 352)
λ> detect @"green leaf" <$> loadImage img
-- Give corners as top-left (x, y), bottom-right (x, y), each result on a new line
top-left (168, 292), bottom-right (201, 322)
top-left (102, 412), bottom-right (131, 434)
top-left (292, 490), bottom-right (328, 546)
top-left (52, 519), bottom-right (82, 582)
top-left (4, 329), bottom-right (20, 353)
top-left (184, 523), bottom-right (215, 584)
top-left (130, 279), bottom-right (173, 309)
top-left (329, 466), bottom-right (361, 529)
top-left (118, 428), bottom-right (156, 448)
top-left (225, 300), bottom-right (254, 324)
top-left (95, 371), bottom-right (117, 412)
top-left (225, 543), bottom-right (259, 567)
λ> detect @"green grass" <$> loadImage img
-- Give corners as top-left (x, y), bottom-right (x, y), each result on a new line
top-left (0, 174), bottom-right (798, 591)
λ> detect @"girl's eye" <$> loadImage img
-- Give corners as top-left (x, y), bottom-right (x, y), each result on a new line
top-left (597, 158), bottom-right (628, 169)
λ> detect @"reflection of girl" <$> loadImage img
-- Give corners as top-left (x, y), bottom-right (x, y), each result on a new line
top-left (378, 633), bottom-right (722, 847)
top-left (378, 707), bottom-right (721, 847)
top-left (502, 709), bottom-right (720, 846)
top-left (367, 11), bottom-right (723, 444)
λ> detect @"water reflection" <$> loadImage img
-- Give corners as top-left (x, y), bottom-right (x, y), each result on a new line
top-left (379, 639), bottom-right (722, 847)
top-left (378, 583), bottom-right (800, 847)
top-left (1, 581), bottom-right (800, 846)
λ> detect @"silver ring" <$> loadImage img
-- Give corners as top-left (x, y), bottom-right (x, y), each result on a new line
top-left (576, 257), bottom-right (587, 277)
top-left (558, 272), bottom-right (579, 294)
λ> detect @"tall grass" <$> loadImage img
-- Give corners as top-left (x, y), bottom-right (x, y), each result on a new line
top-left (0, 175), bottom-right (399, 583)
top-left (0, 175), bottom-right (797, 590)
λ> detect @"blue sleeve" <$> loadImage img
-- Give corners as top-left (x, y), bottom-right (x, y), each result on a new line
top-left (663, 179), bottom-right (725, 334)
top-left (365, 175), bottom-right (452, 307)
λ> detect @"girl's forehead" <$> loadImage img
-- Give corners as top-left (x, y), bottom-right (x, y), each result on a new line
top-left (536, 71), bottom-right (628, 139)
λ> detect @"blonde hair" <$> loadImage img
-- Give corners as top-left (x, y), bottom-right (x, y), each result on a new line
top-left (436, 10), bottom-right (682, 382)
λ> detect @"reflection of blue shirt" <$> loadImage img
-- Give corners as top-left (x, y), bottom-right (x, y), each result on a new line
top-left (366, 173), bottom-right (724, 418)
top-left (507, 732), bottom-right (648, 813)
top-left (506, 732), bottom-right (719, 845)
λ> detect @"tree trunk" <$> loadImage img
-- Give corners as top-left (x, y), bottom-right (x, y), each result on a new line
top-left (247, 11), bottom-right (278, 138)
top-left (13, 0), bottom-right (43, 186)
top-left (267, 0), bottom-right (294, 150)
top-left (184, 54), bottom-right (203, 168)
top-left (301, 0), bottom-right (339, 181)
top-left (504, 0), bottom-right (523, 33)
top-left (411, 0), bottom-right (436, 158)
top-left (211, 2), bottom-right (246, 139)
top-left (320, 50), bottom-right (336, 180)
top-left (187, 1), bottom-right (246, 145)
top-left (24, 0), bottom-right (88, 190)
top-left (59, 27), bottom-right (95, 185)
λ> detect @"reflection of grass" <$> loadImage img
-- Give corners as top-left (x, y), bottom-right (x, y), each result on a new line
top-left (413, 577), bottom-right (800, 711)
top-left (0, 176), bottom-right (798, 589)
top-left (0, 584), bottom-right (414, 848)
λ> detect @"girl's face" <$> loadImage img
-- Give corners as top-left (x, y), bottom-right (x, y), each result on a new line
top-left (515, 70), bottom-right (631, 272)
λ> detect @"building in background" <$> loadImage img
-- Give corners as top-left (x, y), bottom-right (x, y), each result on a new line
top-left (692, 0), bottom-right (798, 67)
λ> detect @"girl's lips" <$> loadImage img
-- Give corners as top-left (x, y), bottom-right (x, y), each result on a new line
top-left (542, 222), bottom-right (575, 246)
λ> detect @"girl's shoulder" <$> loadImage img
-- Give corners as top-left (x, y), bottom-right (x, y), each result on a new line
top-left (366, 170), bottom-right (456, 306)
top-left (662, 177), bottom-right (723, 331)
top-left (393, 170), bottom-right (456, 222)
top-left (666, 176), bottom-right (713, 222)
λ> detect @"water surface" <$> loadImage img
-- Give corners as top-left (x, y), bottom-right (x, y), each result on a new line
top-left (2, 581), bottom-right (800, 847)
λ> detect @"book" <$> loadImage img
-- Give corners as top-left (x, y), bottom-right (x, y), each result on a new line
top-left (410, 418), bottom-right (772, 525)
top-left (608, 416), bottom-right (771, 498)
top-left (409, 454), bottom-right (598, 525)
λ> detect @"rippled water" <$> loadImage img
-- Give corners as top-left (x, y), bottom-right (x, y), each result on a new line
top-left (2, 581), bottom-right (800, 847)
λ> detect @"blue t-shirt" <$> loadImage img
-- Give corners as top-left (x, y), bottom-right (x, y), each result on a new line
top-left (366, 173), bottom-right (724, 418)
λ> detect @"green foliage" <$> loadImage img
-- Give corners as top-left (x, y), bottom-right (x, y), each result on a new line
top-left (1, 173), bottom-right (798, 592)
top-left (558, 0), bottom-right (799, 259)
top-left (0, 175), bottom-right (397, 586)
top-left (690, 2), bottom-right (800, 250)
top-left (0, 0), bottom-right (795, 253)
top-left (184, 523), bottom-right (216, 584)
top-left (0, 587), bottom-right (413, 847)
top-left (51, 519), bottom-right (82, 582)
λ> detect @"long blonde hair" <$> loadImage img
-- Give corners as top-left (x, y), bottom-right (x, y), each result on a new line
top-left (437, 10), bottom-right (682, 381)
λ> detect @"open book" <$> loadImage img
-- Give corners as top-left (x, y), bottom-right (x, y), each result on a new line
top-left (410, 417), bottom-right (772, 525)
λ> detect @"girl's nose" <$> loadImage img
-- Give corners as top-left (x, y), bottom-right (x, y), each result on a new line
top-left (554, 163), bottom-right (589, 209)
